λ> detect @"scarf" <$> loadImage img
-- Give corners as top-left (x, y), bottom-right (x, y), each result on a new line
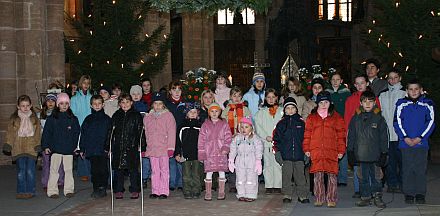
top-left (17, 110), bottom-right (34, 137)
top-left (269, 105), bottom-right (279, 118)
top-left (170, 96), bottom-right (182, 104)
top-left (227, 103), bottom-right (244, 134)
top-left (317, 107), bottom-right (328, 119)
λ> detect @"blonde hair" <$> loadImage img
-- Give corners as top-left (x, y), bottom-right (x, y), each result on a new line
top-left (78, 75), bottom-right (92, 91)
top-left (200, 89), bottom-right (215, 108)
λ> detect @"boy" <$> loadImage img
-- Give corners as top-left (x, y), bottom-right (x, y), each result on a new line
top-left (378, 70), bottom-right (406, 193)
top-left (130, 85), bottom-right (149, 113)
top-left (394, 79), bottom-right (435, 204)
top-left (365, 58), bottom-right (388, 96)
top-left (98, 86), bottom-right (118, 117)
top-left (175, 102), bottom-right (203, 199)
top-left (273, 97), bottom-right (309, 204)
top-left (109, 93), bottom-right (146, 199)
top-left (347, 91), bottom-right (389, 207)
top-left (79, 95), bottom-right (112, 198)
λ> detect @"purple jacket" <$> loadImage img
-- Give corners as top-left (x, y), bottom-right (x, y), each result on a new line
top-left (198, 119), bottom-right (232, 172)
top-left (144, 110), bottom-right (176, 157)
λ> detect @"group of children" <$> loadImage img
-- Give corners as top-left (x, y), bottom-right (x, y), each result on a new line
top-left (3, 59), bottom-right (435, 209)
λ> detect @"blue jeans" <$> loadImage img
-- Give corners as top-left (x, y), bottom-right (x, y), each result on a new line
top-left (16, 157), bottom-right (36, 195)
top-left (387, 141), bottom-right (402, 188)
top-left (169, 158), bottom-right (182, 188)
top-left (338, 153), bottom-right (348, 184)
top-left (76, 156), bottom-right (91, 178)
top-left (358, 163), bottom-right (382, 198)
top-left (142, 157), bottom-right (151, 180)
top-left (353, 166), bottom-right (359, 192)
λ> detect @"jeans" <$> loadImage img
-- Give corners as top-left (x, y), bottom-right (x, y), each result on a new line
top-left (401, 148), bottom-right (428, 196)
top-left (338, 153), bottom-right (348, 184)
top-left (76, 156), bottom-right (91, 178)
top-left (353, 166), bottom-right (359, 192)
top-left (16, 157), bottom-right (36, 195)
top-left (387, 141), bottom-right (402, 188)
top-left (169, 158), bottom-right (182, 188)
top-left (357, 163), bottom-right (382, 198)
top-left (142, 157), bottom-right (151, 180)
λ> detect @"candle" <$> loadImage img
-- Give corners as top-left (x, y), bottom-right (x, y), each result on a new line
top-left (228, 75), bottom-right (233, 85)
top-left (281, 74), bottom-right (286, 85)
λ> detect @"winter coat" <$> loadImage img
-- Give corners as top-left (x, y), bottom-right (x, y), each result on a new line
top-left (165, 99), bottom-right (186, 127)
top-left (303, 111), bottom-right (346, 174)
top-left (344, 91), bottom-right (381, 129)
top-left (347, 107), bottom-right (389, 162)
top-left (4, 114), bottom-right (41, 160)
top-left (378, 83), bottom-right (406, 141)
top-left (41, 112), bottom-right (80, 155)
top-left (229, 134), bottom-right (264, 169)
top-left (133, 101), bottom-right (148, 113)
top-left (272, 114), bottom-right (305, 161)
top-left (215, 86), bottom-right (231, 110)
top-left (301, 99), bottom-right (316, 120)
top-left (243, 87), bottom-right (265, 117)
top-left (369, 77), bottom-right (388, 96)
top-left (221, 101), bottom-right (252, 135)
top-left (175, 119), bottom-right (201, 161)
top-left (109, 108), bottom-right (146, 170)
top-left (144, 110), bottom-right (176, 157)
top-left (394, 96), bottom-right (435, 149)
top-left (326, 86), bottom-right (351, 116)
top-left (199, 108), bottom-right (209, 123)
top-left (198, 119), bottom-right (232, 172)
top-left (142, 92), bottom-right (152, 107)
top-left (70, 90), bottom-right (92, 125)
top-left (79, 109), bottom-right (112, 157)
top-left (280, 93), bottom-right (307, 116)
top-left (254, 106), bottom-right (283, 149)
top-left (104, 96), bottom-right (119, 117)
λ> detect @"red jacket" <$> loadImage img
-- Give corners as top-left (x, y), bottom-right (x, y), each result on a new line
top-left (344, 91), bottom-right (381, 129)
top-left (303, 111), bottom-right (346, 174)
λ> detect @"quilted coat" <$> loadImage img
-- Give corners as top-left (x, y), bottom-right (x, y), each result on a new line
top-left (144, 110), bottom-right (176, 157)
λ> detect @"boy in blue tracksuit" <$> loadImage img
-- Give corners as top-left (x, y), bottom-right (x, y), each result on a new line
top-left (394, 79), bottom-right (435, 204)
top-left (79, 95), bottom-right (112, 198)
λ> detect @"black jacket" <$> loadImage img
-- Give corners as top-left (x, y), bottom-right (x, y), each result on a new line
top-left (108, 108), bottom-right (146, 170)
top-left (272, 114), bottom-right (305, 161)
top-left (165, 99), bottom-right (186, 127)
top-left (41, 112), bottom-right (80, 155)
top-left (175, 118), bottom-right (201, 161)
top-left (79, 109), bottom-right (112, 157)
top-left (347, 107), bottom-right (389, 162)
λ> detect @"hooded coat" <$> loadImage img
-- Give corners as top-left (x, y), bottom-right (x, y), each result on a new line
top-left (272, 114), bottom-right (305, 161)
top-left (144, 109), bottom-right (176, 157)
top-left (378, 83), bottom-right (406, 141)
top-left (243, 87), bottom-right (265, 117)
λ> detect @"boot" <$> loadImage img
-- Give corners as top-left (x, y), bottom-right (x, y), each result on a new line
top-left (355, 197), bottom-right (371, 207)
top-left (204, 179), bottom-right (212, 201)
top-left (217, 178), bottom-right (226, 200)
top-left (373, 192), bottom-right (386, 208)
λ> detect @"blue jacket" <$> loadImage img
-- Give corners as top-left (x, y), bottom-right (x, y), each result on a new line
top-left (79, 109), bottom-right (112, 157)
top-left (41, 111), bottom-right (80, 155)
top-left (243, 87), bottom-right (265, 117)
top-left (272, 114), bottom-right (305, 161)
top-left (165, 99), bottom-right (186, 127)
top-left (394, 96), bottom-right (435, 149)
top-left (133, 101), bottom-right (149, 113)
top-left (70, 90), bottom-right (92, 125)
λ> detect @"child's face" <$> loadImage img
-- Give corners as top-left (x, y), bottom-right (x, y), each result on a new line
top-left (170, 86), bottom-right (182, 99)
top-left (71, 84), bottom-right (78, 92)
top-left (231, 92), bottom-right (242, 103)
top-left (81, 79), bottom-right (90, 91)
top-left (100, 90), bottom-right (110, 100)
top-left (331, 74), bottom-right (342, 89)
top-left (366, 63), bottom-right (379, 79)
top-left (58, 102), bottom-right (69, 112)
top-left (119, 99), bottom-right (133, 112)
top-left (18, 101), bottom-right (32, 113)
top-left (216, 77), bottom-right (226, 86)
top-left (284, 105), bottom-right (297, 116)
top-left (240, 123), bottom-right (253, 135)
top-left (361, 99), bottom-right (375, 112)
top-left (407, 84), bottom-right (422, 99)
top-left (187, 109), bottom-right (199, 119)
top-left (153, 101), bottom-right (165, 111)
top-left (209, 109), bottom-right (221, 120)
top-left (387, 72), bottom-right (401, 86)
top-left (354, 77), bottom-right (367, 92)
top-left (131, 93), bottom-right (142, 101)
top-left (287, 81), bottom-right (297, 93)
top-left (202, 93), bottom-right (214, 107)
top-left (91, 99), bottom-right (104, 112)
top-left (265, 92), bottom-right (278, 106)
top-left (142, 81), bottom-right (151, 93)
top-left (312, 84), bottom-right (323, 96)
top-left (112, 88), bottom-right (121, 97)
top-left (46, 100), bottom-right (56, 109)
top-left (318, 100), bottom-right (330, 109)
top-left (254, 80), bottom-right (265, 91)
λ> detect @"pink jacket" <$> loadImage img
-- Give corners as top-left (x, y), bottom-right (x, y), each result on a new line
top-left (198, 119), bottom-right (232, 172)
top-left (144, 110), bottom-right (176, 157)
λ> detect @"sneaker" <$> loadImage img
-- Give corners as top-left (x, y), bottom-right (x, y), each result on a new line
top-left (373, 193), bottom-right (386, 208)
top-left (49, 194), bottom-right (59, 199)
top-left (327, 202), bottom-right (336, 208)
top-left (159, 194), bottom-right (168, 199)
top-left (16, 194), bottom-right (25, 199)
top-left (184, 193), bottom-right (192, 199)
top-left (298, 198), bottom-right (310, 203)
top-left (169, 187), bottom-right (175, 191)
top-left (65, 193), bottom-right (74, 198)
top-left (405, 195), bottom-right (415, 204)
top-left (130, 192), bottom-right (139, 199)
top-left (115, 192), bottom-right (124, 199)
top-left (415, 194), bottom-right (425, 204)
top-left (356, 198), bottom-right (371, 207)
top-left (352, 192), bottom-right (361, 198)
top-left (23, 194), bottom-right (34, 199)
top-left (314, 201), bottom-right (323, 207)
top-left (149, 194), bottom-right (159, 199)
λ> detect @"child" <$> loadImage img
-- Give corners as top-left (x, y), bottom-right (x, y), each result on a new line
top-left (70, 75), bottom-right (93, 181)
top-left (109, 93), bottom-right (145, 199)
top-left (273, 97), bottom-right (310, 203)
top-left (98, 86), bottom-right (118, 117)
top-left (365, 58), bottom-right (388, 96)
top-left (228, 117), bottom-right (263, 202)
top-left (394, 79), bottom-right (435, 204)
top-left (280, 77), bottom-right (307, 116)
top-left (79, 95), bottom-right (112, 198)
top-left (347, 91), bottom-right (388, 208)
top-left (243, 72), bottom-right (266, 117)
top-left (198, 103), bottom-right (232, 201)
top-left (303, 92), bottom-right (346, 207)
top-left (112, 83), bottom-right (122, 98)
top-left (175, 102), bottom-right (203, 199)
top-left (144, 92), bottom-right (176, 199)
top-left (254, 88), bottom-right (283, 194)
top-left (199, 89), bottom-right (215, 123)
top-left (39, 94), bottom-right (65, 190)
top-left (3, 95), bottom-right (41, 199)
top-left (141, 78), bottom-right (153, 107)
top-left (302, 78), bottom-right (325, 120)
top-left (41, 93), bottom-right (80, 198)
top-left (131, 85), bottom-right (149, 113)
top-left (214, 71), bottom-right (231, 109)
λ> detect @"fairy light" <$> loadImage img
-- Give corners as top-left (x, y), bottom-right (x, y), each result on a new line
top-left (398, 52), bottom-right (403, 57)
top-left (90, 63), bottom-right (93, 67)
top-left (431, 11), bottom-right (435, 16)
top-left (393, 62), bottom-right (397, 67)
top-left (121, 64), bottom-right (124, 68)
top-left (163, 34), bottom-right (167, 39)
top-left (145, 33), bottom-right (149, 37)
top-left (395, 2), bottom-right (400, 8)
top-left (107, 60), bottom-right (110, 64)
top-left (361, 61), bottom-right (367, 64)
top-left (154, 53), bottom-right (158, 57)
top-left (77, 50), bottom-right (82, 54)
top-left (138, 15), bottom-right (142, 19)
top-left (112, 0), bottom-right (116, 4)
top-left (119, 46), bottom-right (123, 50)
top-left (418, 35), bottom-right (423, 39)
top-left (72, 14), bottom-right (76, 18)
top-left (69, 39), bottom-right (75, 42)
top-left (88, 14), bottom-right (92, 18)
top-left (89, 30), bottom-right (93, 35)
top-left (368, 29), bottom-right (372, 34)
top-left (140, 59), bottom-right (145, 63)
top-left (372, 20), bottom-right (376, 24)
top-left (387, 42), bottom-right (390, 48)
top-left (140, 73), bottom-right (144, 77)
top-left (100, 83), bottom-right (103, 87)
top-left (405, 66), bottom-right (409, 71)
top-left (103, 21), bottom-right (106, 26)
top-left (378, 38), bottom-right (381, 42)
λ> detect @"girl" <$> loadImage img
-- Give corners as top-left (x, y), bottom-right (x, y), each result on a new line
top-left (302, 78), bottom-right (325, 120)
top-left (144, 92), bottom-right (176, 199)
top-left (228, 117), bottom-right (263, 202)
top-left (40, 94), bottom-right (64, 190)
top-left (71, 75), bottom-right (93, 181)
top-left (214, 71), bottom-right (231, 110)
top-left (254, 88), bottom-right (283, 194)
top-left (198, 103), bottom-right (232, 201)
top-left (222, 86), bottom-right (252, 135)
top-left (141, 78), bottom-right (153, 107)
top-left (41, 93), bottom-right (80, 198)
top-left (243, 72), bottom-right (266, 117)
top-left (3, 95), bottom-right (41, 199)
top-left (280, 77), bottom-right (307, 116)
top-left (199, 89), bottom-right (215, 123)
top-left (303, 92), bottom-right (346, 207)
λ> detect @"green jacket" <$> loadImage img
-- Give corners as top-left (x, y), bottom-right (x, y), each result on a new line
top-left (326, 86), bottom-right (351, 116)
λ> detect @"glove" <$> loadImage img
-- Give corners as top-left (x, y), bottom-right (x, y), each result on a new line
top-left (347, 151), bottom-right (355, 167)
top-left (304, 155), bottom-right (311, 167)
top-left (167, 150), bottom-right (174, 158)
top-left (274, 152), bottom-right (283, 166)
top-left (376, 152), bottom-right (388, 167)
top-left (255, 159), bottom-right (262, 175)
top-left (228, 159), bottom-right (236, 173)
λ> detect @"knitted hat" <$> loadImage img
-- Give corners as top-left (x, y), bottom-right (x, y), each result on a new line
top-left (316, 92), bottom-right (332, 104)
top-left (45, 93), bottom-right (57, 102)
top-left (311, 78), bottom-right (325, 88)
top-left (151, 91), bottom-right (166, 103)
top-left (56, 93), bottom-right (70, 106)
top-left (252, 72), bottom-right (265, 84)
top-left (130, 85), bottom-right (142, 95)
top-left (207, 102), bottom-right (221, 113)
top-left (283, 97), bottom-right (297, 110)
top-left (183, 102), bottom-right (201, 114)
top-left (239, 116), bottom-right (253, 127)
top-left (98, 86), bottom-right (111, 95)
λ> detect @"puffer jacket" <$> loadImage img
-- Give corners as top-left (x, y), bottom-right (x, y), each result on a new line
top-left (272, 114), bottom-right (305, 161)
top-left (326, 85), bottom-right (351, 116)
top-left (144, 109), bottom-right (176, 157)
top-left (175, 118), bottom-right (201, 161)
top-left (165, 98), bottom-right (186, 127)
top-left (215, 86), bottom-right (231, 110)
top-left (70, 90), bottom-right (92, 125)
top-left (41, 112), bottom-right (80, 155)
top-left (198, 119), bottom-right (232, 172)
top-left (4, 114), bottom-right (41, 160)
top-left (229, 134), bottom-right (264, 169)
top-left (109, 108), bottom-right (146, 170)
top-left (347, 107), bottom-right (389, 162)
top-left (303, 111), bottom-right (346, 174)
top-left (79, 109), bottom-right (112, 157)
top-left (243, 87), bottom-right (265, 117)
top-left (344, 91), bottom-right (381, 129)
top-left (378, 83), bottom-right (406, 141)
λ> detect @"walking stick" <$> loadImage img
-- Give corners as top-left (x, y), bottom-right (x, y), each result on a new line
top-left (109, 126), bottom-right (115, 215)
top-left (139, 127), bottom-right (145, 216)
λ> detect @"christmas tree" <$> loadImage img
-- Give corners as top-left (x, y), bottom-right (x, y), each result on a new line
top-left (65, 0), bottom-right (171, 88)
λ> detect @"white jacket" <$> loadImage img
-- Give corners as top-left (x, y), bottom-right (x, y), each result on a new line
top-left (379, 83), bottom-right (406, 141)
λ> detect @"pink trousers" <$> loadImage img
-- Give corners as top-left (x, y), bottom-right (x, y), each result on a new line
top-left (150, 156), bottom-right (169, 196)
